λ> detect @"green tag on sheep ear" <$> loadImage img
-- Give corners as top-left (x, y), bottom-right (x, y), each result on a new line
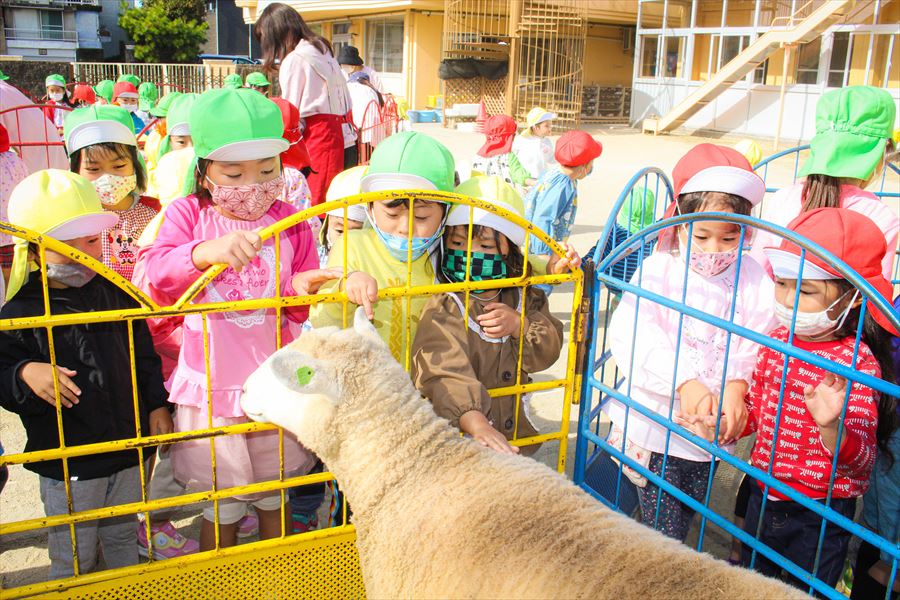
top-left (296, 366), bottom-right (315, 386)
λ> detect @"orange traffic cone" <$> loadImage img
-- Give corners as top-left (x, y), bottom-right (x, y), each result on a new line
top-left (475, 99), bottom-right (488, 133)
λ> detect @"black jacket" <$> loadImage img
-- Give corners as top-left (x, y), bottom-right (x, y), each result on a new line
top-left (0, 275), bottom-right (169, 480)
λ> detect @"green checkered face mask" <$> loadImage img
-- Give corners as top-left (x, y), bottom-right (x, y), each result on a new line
top-left (441, 248), bottom-right (508, 292)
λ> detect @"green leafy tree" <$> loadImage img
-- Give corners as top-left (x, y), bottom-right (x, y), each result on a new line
top-left (143, 0), bottom-right (206, 23)
top-left (119, 2), bottom-right (208, 63)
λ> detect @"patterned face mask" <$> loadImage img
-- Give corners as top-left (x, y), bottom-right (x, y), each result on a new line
top-left (441, 248), bottom-right (508, 293)
top-left (92, 173), bottom-right (137, 207)
top-left (206, 175), bottom-right (283, 221)
top-left (679, 237), bottom-right (739, 278)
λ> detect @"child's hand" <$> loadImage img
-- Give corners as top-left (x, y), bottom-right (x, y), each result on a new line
top-left (546, 242), bottom-right (582, 274)
top-left (192, 230), bottom-right (263, 272)
top-left (678, 380), bottom-right (716, 416)
top-left (477, 303), bottom-right (526, 339)
top-left (719, 381), bottom-right (749, 442)
top-left (674, 412), bottom-right (719, 442)
top-left (19, 363), bottom-right (80, 408)
top-left (292, 268), bottom-right (344, 296)
top-left (344, 271), bottom-right (378, 320)
top-left (149, 407), bottom-right (174, 437)
top-left (803, 372), bottom-right (848, 429)
top-left (459, 410), bottom-right (520, 455)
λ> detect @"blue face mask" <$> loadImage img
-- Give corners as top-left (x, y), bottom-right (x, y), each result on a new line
top-left (368, 207), bottom-right (446, 262)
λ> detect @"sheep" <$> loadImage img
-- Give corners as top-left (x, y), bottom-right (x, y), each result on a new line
top-left (240, 308), bottom-right (805, 599)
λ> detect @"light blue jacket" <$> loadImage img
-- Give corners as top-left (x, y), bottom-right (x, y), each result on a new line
top-left (862, 427), bottom-right (900, 562)
top-left (524, 169), bottom-right (577, 256)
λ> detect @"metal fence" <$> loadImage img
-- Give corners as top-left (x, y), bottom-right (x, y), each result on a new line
top-left (72, 63), bottom-right (238, 96)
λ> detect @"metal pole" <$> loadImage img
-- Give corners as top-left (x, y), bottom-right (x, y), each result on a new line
top-left (504, 0), bottom-right (522, 117)
top-left (773, 43), bottom-right (792, 151)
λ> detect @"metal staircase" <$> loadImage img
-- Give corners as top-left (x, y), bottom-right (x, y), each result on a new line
top-left (642, 0), bottom-right (854, 135)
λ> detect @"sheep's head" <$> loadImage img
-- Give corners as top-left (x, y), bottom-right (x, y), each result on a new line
top-left (240, 307), bottom-right (407, 456)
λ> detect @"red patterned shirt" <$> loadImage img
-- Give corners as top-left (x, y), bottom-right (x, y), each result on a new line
top-left (102, 196), bottom-right (160, 282)
top-left (744, 326), bottom-right (879, 500)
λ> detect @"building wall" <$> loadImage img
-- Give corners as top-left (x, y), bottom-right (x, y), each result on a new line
top-left (408, 11), bottom-right (442, 110)
top-left (583, 24), bottom-right (633, 86)
top-left (99, 0), bottom-right (133, 60)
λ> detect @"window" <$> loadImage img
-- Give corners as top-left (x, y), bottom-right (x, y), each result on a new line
top-left (795, 39), bottom-right (821, 85)
top-left (40, 10), bottom-right (63, 41)
top-left (664, 36), bottom-right (686, 78)
top-left (366, 18), bottom-right (403, 74)
top-left (640, 35), bottom-right (658, 77)
top-left (827, 32), bottom-right (850, 87)
top-left (719, 35), bottom-right (767, 84)
top-left (332, 22), bottom-right (351, 55)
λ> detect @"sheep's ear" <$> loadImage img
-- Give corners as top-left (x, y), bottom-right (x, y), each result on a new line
top-left (353, 306), bottom-right (380, 341)
top-left (270, 348), bottom-right (338, 401)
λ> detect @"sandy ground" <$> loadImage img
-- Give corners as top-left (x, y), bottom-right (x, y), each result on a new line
top-left (0, 123), bottom-right (825, 588)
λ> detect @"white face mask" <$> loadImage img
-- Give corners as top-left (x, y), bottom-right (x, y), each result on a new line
top-left (120, 102), bottom-right (138, 113)
top-left (49, 91), bottom-right (65, 102)
top-left (774, 288), bottom-right (859, 340)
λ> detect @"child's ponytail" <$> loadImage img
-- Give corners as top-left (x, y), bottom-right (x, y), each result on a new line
top-left (801, 174), bottom-right (842, 212)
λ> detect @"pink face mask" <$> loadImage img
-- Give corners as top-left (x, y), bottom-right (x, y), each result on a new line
top-left (679, 237), bottom-right (739, 278)
top-left (206, 175), bottom-right (284, 221)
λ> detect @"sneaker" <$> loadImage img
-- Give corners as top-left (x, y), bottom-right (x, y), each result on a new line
top-left (137, 521), bottom-right (199, 559)
top-left (236, 512), bottom-right (259, 539)
top-left (291, 511), bottom-right (318, 534)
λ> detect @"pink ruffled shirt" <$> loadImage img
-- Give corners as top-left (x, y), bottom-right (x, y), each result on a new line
top-left (752, 183), bottom-right (899, 280)
top-left (138, 196), bottom-right (318, 417)
top-left (605, 251), bottom-right (777, 461)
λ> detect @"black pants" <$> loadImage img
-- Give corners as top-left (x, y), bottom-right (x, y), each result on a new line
top-left (343, 145), bottom-right (359, 170)
top-left (742, 483), bottom-right (856, 595)
top-left (850, 539), bottom-right (899, 600)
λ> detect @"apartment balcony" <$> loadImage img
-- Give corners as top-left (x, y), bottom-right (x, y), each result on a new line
top-left (0, 0), bottom-right (100, 9)
top-left (4, 26), bottom-right (77, 41)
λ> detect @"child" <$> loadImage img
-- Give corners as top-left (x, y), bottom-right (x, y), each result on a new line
top-left (117, 73), bottom-right (141, 88)
top-left (64, 104), bottom-right (160, 281)
top-left (93, 80), bottom-right (114, 105)
top-left (143, 91), bottom-right (184, 174)
top-left (310, 131), bottom-right (455, 363)
top-left (111, 82), bottom-right (145, 134)
top-left (138, 87), bottom-right (333, 551)
top-left (245, 72), bottom-right (271, 95)
top-left (143, 94), bottom-right (197, 231)
top-left (512, 106), bottom-right (556, 181)
top-left (223, 73), bottom-right (243, 89)
top-left (734, 208), bottom-right (898, 590)
top-left (524, 130), bottom-right (601, 292)
top-left (472, 115), bottom-right (533, 193)
top-left (0, 124), bottom-right (29, 285)
top-left (752, 86), bottom-right (898, 280)
top-left (318, 165), bottom-right (367, 266)
top-left (585, 185), bottom-right (656, 302)
top-left (0, 169), bottom-right (172, 577)
top-left (70, 84), bottom-right (96, 108)
top-left (412, 176), bottom-right (564, 456)
top-left (43, 74), bottom-right (73, 136)
top-left (137, 82), bottom-right (158, 125)
top-left (606, 152), bottom-right (774, 543)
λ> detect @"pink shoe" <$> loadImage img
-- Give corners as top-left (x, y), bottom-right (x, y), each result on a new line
top-left (137, 521), bottom-right (199, 559)
top-left (237, 513), bottom-right (259, 538)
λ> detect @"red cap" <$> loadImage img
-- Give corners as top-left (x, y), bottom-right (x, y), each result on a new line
top-left (0, 124), bottom-right (9, 153)
top-left (765, 208), bottom-right (898, 336)
top-left (71, 84), bottom-right (96, 105)
top-left (270, 97), bottom-right (311, 171)
top-left (554, 130), bottom-right (602, 167)
top-left (477, 115), bottom-right (517, 158)
top-left (112, 81), bottom-right (138, 103)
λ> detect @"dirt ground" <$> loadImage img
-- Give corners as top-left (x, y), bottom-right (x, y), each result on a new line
top-left (0, 123), bottom-right (820, 588)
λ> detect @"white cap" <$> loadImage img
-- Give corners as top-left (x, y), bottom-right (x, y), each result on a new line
top-left (116, 92), bottom-right (139, 100)
top-left (445, 201), bottom-right (525, 247)
top-left (168, 122), bottom-right (190, 136)
top-left (205, 139), bottom-right (289, 162)
top-left (764, 248), bottom-right (840, 280)
top-left (360, 173), bottom-right (437, 193)
top-left (679, 165), bottom-right (765, 207)
top-left (326, 203), bottom-right (367, 222)
top-left (47, 213), bottom-right (119, 241)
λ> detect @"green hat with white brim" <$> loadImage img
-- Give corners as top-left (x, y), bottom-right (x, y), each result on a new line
top-left (64, 105), bottom-right (137, 154)
top-left (94, 80), bottom-right (114, 102)
top-left (46, 74), bottom-right (66, 88)
top-left (190, 88), bottom-right (288, 161)
top-left (245, 72), bottom-right (270, 87)
top-left (799, 86), bottom-right (896, 181)
top-left (150, 91), bottom-right (183, 118)
top-left (117, 73), bottom-right (141, 88)
top-left (361, 131), bottom-right (455, 193)
top-left (157, 93), bottom-right (197, 159)
top-left (448, 175), bottom-right (526, 246)
top-left (223, 74), bottom-right (243, 89)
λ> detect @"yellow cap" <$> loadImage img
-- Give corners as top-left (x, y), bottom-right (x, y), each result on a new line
top-left (733, 138), bottom-right (763, 167)
top-left (448, 175), bottom-right (526, 246)
top-left (525, 106), bottom-right (557, 130)
top-left (7, 169), bottom-right (118, 300)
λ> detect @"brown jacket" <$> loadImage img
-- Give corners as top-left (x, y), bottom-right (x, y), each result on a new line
top-left (411, 287), bottom-right (564, 455)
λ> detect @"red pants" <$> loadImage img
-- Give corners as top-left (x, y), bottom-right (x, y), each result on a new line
top-left (302, 114), bottom-right (345, 207)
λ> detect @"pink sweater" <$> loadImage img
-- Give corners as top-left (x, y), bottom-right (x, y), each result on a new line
top-left (138, 196), bottom-right (317, 417)
top-left (279, 39), bottom-right (352, 120)
top-left (752, 183), bottom-right (898, 280)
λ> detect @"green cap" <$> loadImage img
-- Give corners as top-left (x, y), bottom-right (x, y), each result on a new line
top-left (361, 131), bottom-right (456, 193)
top-left (138, 82), bottom-right (159, 112)
top-left (617, 186), bottom-right (656, 234)
top-left (799, 86), bottom-right (896, 181)
top-left (189, 88), bottom-right (287, 161)
top-left (149, 91), bottom-right (183, 118)
top-left (117, 73), bottom-right (141, 88)
top-left (224, 73), bottom-right (243, 89)
top-left (158, 93), bottom-right (197, 159)
top-left (94, 80), bottom-right (115, 102)
top-left (245, 72), bottom-right (270, 87)
top-left (64, 105), bottom-right (138, 154)
top-left (0, 70), bottom-right (9, 81)
top-left (45, 74), bottom-right (66, 88)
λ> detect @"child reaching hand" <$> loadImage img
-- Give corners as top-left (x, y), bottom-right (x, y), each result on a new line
top-left (412, 176), bottom-right (566, 455)
top-left (139, 88), bottom-right (336, 552)
top-left (606, 146), bottom-right (775, 542)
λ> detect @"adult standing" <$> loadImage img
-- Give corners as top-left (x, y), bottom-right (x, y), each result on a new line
top-left (337, 45), bottom-right (384, 92)
top-left (255, 2), bottom-right (353, 206)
